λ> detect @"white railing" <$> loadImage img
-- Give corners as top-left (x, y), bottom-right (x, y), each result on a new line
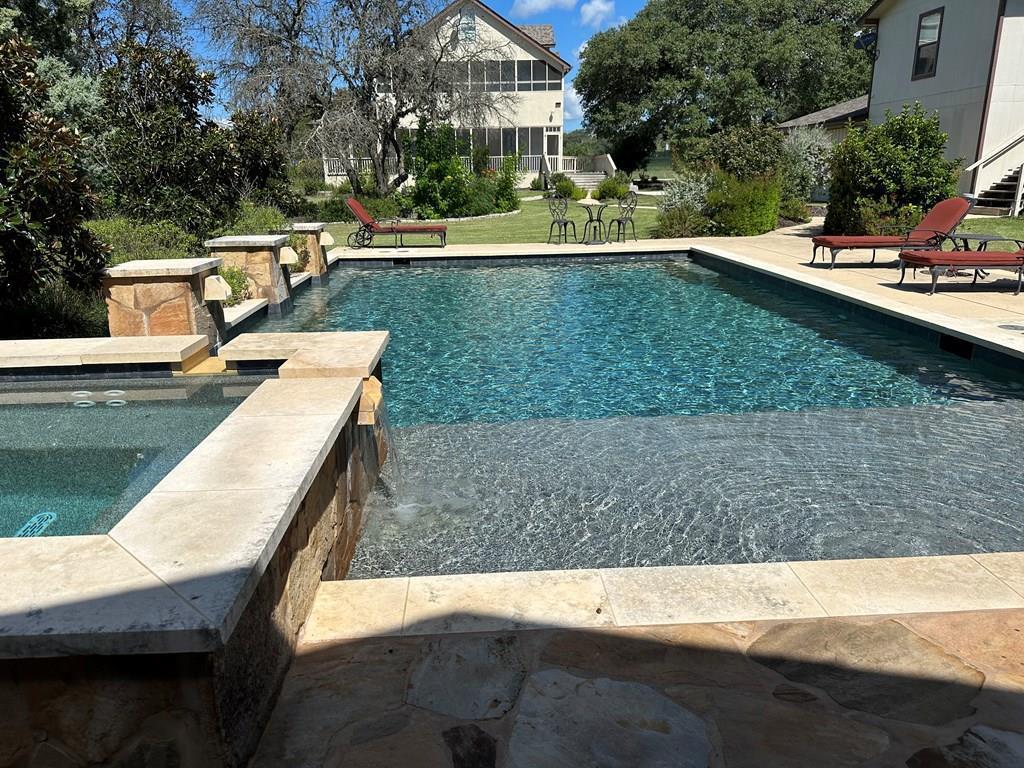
top-left (325, 154), bottom-right (544, 183)
top-left (561, 156), bottom-right (578, 173)
top-left (965, 128), bottom-right (1024, 172)
top-left (323, 157), bottom-right (400, 178)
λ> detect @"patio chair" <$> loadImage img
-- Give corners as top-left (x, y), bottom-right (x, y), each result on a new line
top-left (607, 191), bottom-right (638, 242)
top-left (546, 195), bottom-right (577, 244)
top-left (811, 197), bottom-right (972, 269)
top-left (899, 248), bottom-right (1024, 295)
top-left (345, 198), bottom-right (447, 248)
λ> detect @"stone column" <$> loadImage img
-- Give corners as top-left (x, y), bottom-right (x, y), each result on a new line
top-left (103, 258), bottom-right (225, 344)
top-left (292, 222), bottom-right (329, 283)
top-left (204, 235), bottom-right (292, 314)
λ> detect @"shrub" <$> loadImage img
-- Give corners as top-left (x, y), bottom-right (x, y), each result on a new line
top-left (858, 200), bottom-right (922, 235)
top-left (1, 281), bottom-right (108, 339)
top-left (779, 126), bottom-right (832, 203)
top-left (705, 172), bottom-right (781, 235)
top-left (661, 170), bottom-right (713, 212)
top-left (495, 154), bottom-right (521, 213)
top-left (1, 35), bottom-right (108, 303)
top-left (708, 125), bottom-right (784, 180)
top-left (552, 174), bottom-right (586, 201)
top-left (316, 192), bottom-right (354, 222)
top-left (467, 176), bottom-right (498, 217)
top-left (410, 121), bottom-right (473, 218)
top-left (219, 266), bottom-right (251, 307)
top-left (86, 218), bottom-right (200, 265)
top-left (471, 145), bottom-right (490, 176)
top-left (778, 198), bottom-right (810, 224)
top-left (214, 201), bottom-right (287, 236)
top-left (529, 174), bottom-right (544, 191)
top-left (655, 205), bottom-right (710, 238)
top-left (824, 104), bottom-right (960, 235)
top-left (593, 172), bottom-right (630, 201)
top-left (361, 196), bottom-right (402, 221)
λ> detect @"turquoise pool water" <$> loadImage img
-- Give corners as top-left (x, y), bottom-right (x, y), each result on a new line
top-left (0, 376), bottom-right (263, 537)
top-left (255, 259), bottom-right (1024, 576)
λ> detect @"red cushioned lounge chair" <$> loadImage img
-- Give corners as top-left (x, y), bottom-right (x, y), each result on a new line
top-left (811, 197), bottom-right (972, 269)
top-left (345, 197), bottom-right (447, 248)
top-left (899, 248), bottom-right (1024, 295)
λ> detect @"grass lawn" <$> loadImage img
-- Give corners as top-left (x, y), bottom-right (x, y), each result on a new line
top-left (955, 216), bottom-right (1024, 244)
top-left (324, 197), bottom-right (661, 246)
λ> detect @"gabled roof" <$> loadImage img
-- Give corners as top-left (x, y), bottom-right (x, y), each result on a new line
top-left (426, 0), bottom-right (571, 72)
top-left (858, 0), bottom-right (893, 25)
top-left (777, 95), bottom-right (869, 129)
top-left (518, 24), bottom-right (555, 48)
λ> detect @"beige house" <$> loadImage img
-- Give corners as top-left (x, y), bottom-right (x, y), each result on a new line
top-left (325, 0), bottom-right (611, 188)
top-left (861, 0), bottom-right (1024, 213)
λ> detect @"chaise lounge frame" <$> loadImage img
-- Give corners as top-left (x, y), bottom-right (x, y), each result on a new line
top-left (899, 249), bottom-right (1024, 295)
top-left (345, 197), bottom-right (447, 249)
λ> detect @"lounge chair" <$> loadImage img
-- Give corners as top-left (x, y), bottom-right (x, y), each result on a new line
top-left (345, 198), bottom-right (447, 248)
top-left (899, 248), bottom-right (1024, 295)
top-left (811, 197), bottom-right (972, 269)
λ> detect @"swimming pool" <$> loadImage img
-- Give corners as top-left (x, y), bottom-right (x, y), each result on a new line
top-left (255, 259), bottom-right (1024, 576)
top-left (0, 376), bottom-right (263, 537)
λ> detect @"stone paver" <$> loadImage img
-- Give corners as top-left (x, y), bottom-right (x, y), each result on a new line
top-left (255, 610), bottom-right (1024, 766)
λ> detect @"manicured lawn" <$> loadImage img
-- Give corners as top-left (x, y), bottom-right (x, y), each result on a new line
top-left (955, 216), bottom-right (1024, 244)
top-left (324, 198), bottom-right (661, 246)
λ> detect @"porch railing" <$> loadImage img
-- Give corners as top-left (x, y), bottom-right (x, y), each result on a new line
top-left (325, 155), bottom-right (544, 179)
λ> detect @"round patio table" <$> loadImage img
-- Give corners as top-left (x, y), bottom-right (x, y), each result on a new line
top-left (576, 203), bottom-right (609, 245)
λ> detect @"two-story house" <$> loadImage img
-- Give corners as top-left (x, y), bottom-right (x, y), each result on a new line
top-left (862, 0), bottom-right (1024, 212)
top-left (325, 0), bottom-right (586, 188)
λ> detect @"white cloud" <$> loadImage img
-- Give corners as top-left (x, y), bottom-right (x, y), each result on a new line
top-left (511, 0), bottom-right (576, 17)
top-left (579, 0), bottom-right (614, 28)
top-left (574, 39), bottom-right (588, 59)
top-left (563, 85), bottom-right (584, 121)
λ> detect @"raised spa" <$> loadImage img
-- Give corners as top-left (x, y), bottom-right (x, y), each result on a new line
top-left (0, 375), bottom-right (263, 537)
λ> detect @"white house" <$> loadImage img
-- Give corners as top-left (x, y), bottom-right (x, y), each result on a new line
top-left (325, 0), bottom-right (611, 188)
top-left (860, 0), bottom-right (1024, 213)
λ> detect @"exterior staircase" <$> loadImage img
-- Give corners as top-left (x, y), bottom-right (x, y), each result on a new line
top-left (565, 172), bottom-right (607, 190)
top-left (973, 166), bottom-right (1023, 216)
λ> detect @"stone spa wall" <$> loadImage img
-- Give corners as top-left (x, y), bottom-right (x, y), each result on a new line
top-left (1, 410), bottom-right (383, 767)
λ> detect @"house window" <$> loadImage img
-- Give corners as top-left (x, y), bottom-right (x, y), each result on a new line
top-left (459, 9), bottom-right (476, 42)
top-left (516, 60), bottom-right (563, 91)
top-left (913, 8), bottom-right (943, 80)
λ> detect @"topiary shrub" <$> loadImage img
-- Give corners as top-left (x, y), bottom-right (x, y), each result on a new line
top-left (593, 172), bottom-right (630, 201)
top-left (86, 217), bottom-right (201, 265)
top-left (706, 172), bottom-right (781, 235)
top-left (824, 104), bottom-right (960, 235)
top-left (219, 266), bottom-right (252, 307)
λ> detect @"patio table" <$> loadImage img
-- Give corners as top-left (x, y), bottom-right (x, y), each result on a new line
top-left (576, 203), bottom-right (609, 245)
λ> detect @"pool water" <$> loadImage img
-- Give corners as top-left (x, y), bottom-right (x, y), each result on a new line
top-left (0, 376), bottom-right (263, 537)
top-left (255, 259), bottom-right (1024, 576)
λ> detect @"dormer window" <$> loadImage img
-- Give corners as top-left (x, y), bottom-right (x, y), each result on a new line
top-left (459, 9), bottom-right (477, 42)
top-left (912, 8), bottom-right (943, 80)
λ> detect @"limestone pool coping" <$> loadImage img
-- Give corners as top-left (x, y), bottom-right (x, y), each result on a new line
top-left (219, 331), bottom-right (389, 379)
top-left (0, 331), bottom-right (390, 658)
top-left (105, 258), bottom-right (222, 278)
top-left (0, 335), bottom-right (210, 369)
top-left (204, 235), bottom-right (289, 249)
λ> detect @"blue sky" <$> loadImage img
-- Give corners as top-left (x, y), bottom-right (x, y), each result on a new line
top-left (500, 0), bottom-right (641, 130)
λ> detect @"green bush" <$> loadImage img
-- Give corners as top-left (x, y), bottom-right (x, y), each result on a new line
top-left (495, 155), bottom-right (521, 213)
top-left (315, 192), bottom-right (354, 222)
top-left (709, 125), bottom-right (784, 181)
top-left (593, 172), bottom-right (630, 201)
top-left (86, 217), bottom-right (200, 265)
top-left (706, 172), bottom-right (780, 235)
top-left (858, 200), bottom-right (922, 235)
top-left (471, 145), bottom-right (490, 176)
top-left (529, 175), bottom-right (544, 191)
top-left (219, 266), bottom-right (251, 308)
top-left (361, 196), bottom-right (402, 221)
top-left (214, 202), bottom-right (287, 236)
top-left (655, 205), bottom-right (711, 238)
top-left (1, 35), bottom-right (108, 302)
top-left (779, 126), bottom-right (832, 203)
top-left (1, 281), bottom-right (108, 339)
top-left (467, 176), bottom-right (499, 217)
top-left (552, 175), bottom-right (586, 201)
top-left (661, 170), bottom-right (713, 212)
top-left (778, 198), bottom-right (810, 223)
top-left (824, 104), bottom-right (960, 235)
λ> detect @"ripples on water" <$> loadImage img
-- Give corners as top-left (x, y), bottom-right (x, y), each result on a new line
top-left (255, 260), bottom-right (1024, 575)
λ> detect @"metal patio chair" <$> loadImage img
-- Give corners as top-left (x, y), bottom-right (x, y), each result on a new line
top-left (607, 191), bottom-right (638, 242)
top-left (546, 194), bottom-right (577, 245)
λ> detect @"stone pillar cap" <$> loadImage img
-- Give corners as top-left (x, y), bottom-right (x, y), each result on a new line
top-left (204, 235), bottom-right (289, 248)
top-left (292, 222), bottom-right (327, 232)
top-left (105, 258), bottom-right (222, 278)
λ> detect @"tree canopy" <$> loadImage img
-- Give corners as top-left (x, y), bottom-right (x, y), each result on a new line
top-left (574, 0), bottom-right (873, 170)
